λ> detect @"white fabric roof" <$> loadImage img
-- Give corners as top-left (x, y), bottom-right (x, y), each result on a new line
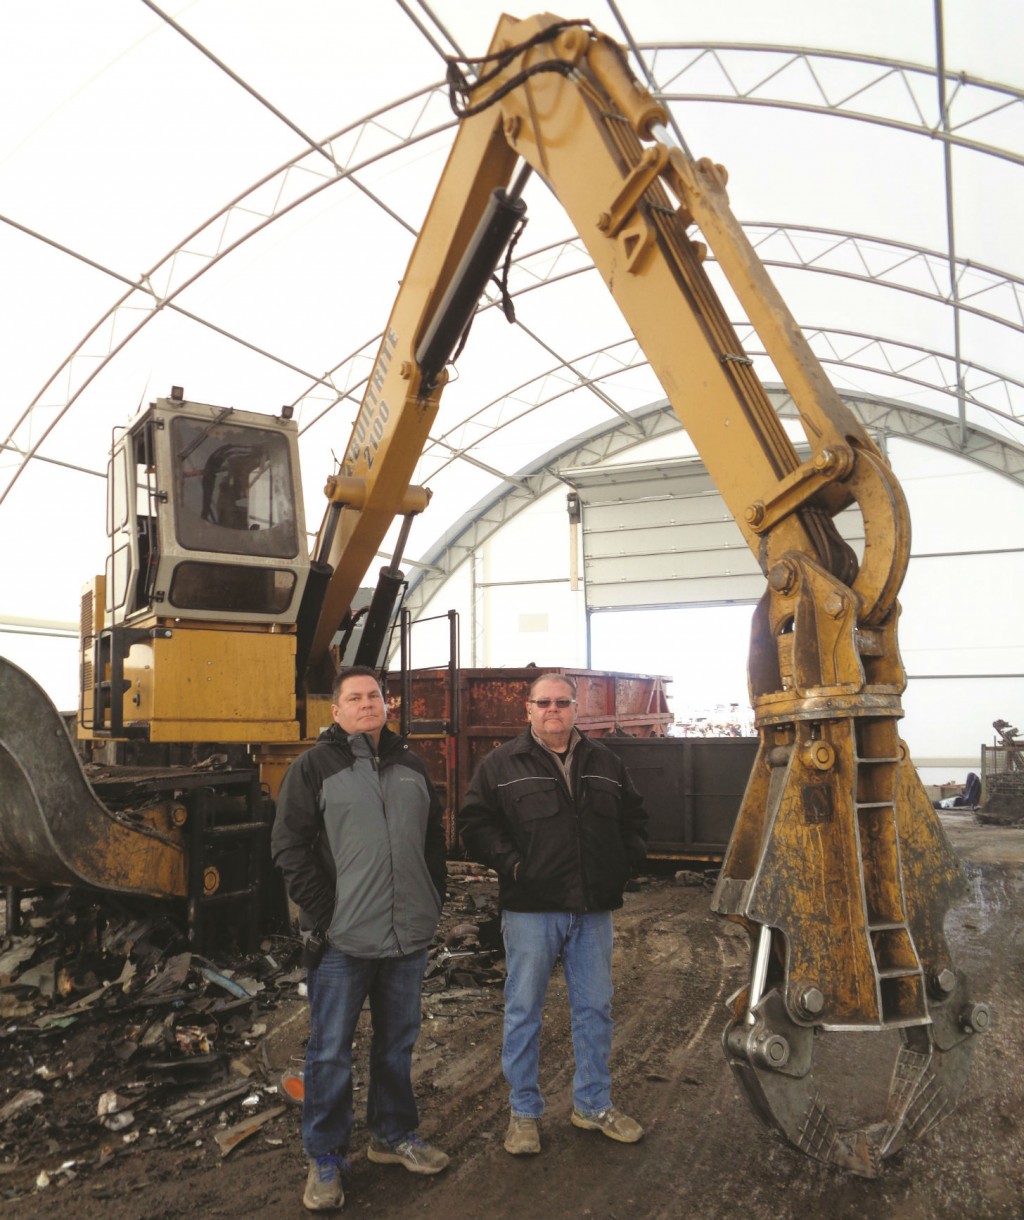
top-left (2, 1), bottom-right (1022, 672)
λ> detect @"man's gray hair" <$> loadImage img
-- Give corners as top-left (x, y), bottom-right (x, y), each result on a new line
top-left (527, 672), bottom-right (577, 700)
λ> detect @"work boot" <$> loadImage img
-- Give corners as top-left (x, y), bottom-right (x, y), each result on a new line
top-left (367, 1132), bottom-right (449, 1175)
top-left (504, 1113), bottom-right (541, 1155)
top-left (571, 1105), bottom-right (644, 1144)
top-left (303, 1154), bottom-right (346, 1211)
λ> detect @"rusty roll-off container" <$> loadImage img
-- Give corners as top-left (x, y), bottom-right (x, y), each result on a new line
top-left (386, 667), bottom-right (672, 850)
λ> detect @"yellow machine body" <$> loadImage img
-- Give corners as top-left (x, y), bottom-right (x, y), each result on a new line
top-left (111, 624), bottom-right (299, 743)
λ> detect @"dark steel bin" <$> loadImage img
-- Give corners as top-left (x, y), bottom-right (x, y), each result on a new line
top-left (602, 735), bottom-right (758, 860)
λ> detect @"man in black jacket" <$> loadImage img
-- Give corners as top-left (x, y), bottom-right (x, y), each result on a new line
top-left (460, 672), bottom-right (647, 1157)
top-left (272, 666), bottom-right (449, 1211)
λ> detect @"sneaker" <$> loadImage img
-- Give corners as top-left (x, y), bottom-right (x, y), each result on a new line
top-left (303, 1154), bottom-right (347, 1211)
top-left (367, 1132), bottom-right (449, 1175)
top-left (504, 1113), bottom-right (541, 1155)
top-left (571, 1105), bottom-right (644, 1144)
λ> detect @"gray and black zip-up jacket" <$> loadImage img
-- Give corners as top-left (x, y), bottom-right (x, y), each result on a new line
top-left (271, 723), bottom-right (446, 958)
top-left (459, 728), bottom-right (647, 914)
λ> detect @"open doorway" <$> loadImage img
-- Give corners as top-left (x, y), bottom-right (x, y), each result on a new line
top-left (589, 603), bottom-right (756, 735)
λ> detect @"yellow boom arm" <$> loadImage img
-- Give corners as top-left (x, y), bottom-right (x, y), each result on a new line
top-left (310, 14), bottom-right (986, 1173)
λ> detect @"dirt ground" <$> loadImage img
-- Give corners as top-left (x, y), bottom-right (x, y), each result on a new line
top-left (2, 810), bottom-right (1022, 1220)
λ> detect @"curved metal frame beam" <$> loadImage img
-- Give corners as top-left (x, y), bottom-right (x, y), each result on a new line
top-left (0, 86), bottom-right (458, 504)
top-left (411, 315), bottom-right (1024, 485)
top-left (401, 386), bottom-right (1024, 620)
top-left (2, 37), bottom-right (1021, 513)
top-left (640, 42), bottom-right (1024, 166)
top-left (292, 224), bottom-right (1024, 486)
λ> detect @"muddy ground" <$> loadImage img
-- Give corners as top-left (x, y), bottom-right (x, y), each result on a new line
top-left (2, 811), bottom-right (1022, 1220)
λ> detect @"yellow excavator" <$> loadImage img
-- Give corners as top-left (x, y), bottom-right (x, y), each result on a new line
top-left (0, 13), bottom-right (987, 1175)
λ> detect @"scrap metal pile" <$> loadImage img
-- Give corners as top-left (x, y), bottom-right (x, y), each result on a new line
top-left (0, 863), bottom-right (505, 1204)
top-left (979, 719), bottom-right (1024, 826)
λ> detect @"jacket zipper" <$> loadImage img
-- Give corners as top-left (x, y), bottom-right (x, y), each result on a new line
top-left (546, 744), bottom-right (589, 912)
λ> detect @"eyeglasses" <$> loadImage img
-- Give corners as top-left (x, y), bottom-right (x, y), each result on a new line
top-left (528, 698), bottom-right (575, 709)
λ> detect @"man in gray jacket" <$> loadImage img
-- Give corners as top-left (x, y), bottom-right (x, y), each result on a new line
top-left (272, 665), bottom-right (448, 1212)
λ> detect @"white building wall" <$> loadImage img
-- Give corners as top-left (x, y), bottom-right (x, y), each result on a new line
top-left (409, 490), bottom-right (587, 669)
top-left (415, 428), bottom-right (1024, 783)
top-left (889, 439), bottom-right (1024, 778)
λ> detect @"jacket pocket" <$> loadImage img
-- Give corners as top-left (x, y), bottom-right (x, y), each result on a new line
top-left (583, 773), bottom-right (623, 818)
top-left (503, 776), bottom-right (560, 822)
top-left (504, 777), bottom-right (560, 885)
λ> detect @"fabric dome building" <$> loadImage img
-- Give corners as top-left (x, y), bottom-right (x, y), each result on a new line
top-left (1, 0), bottom-right (1021, 783)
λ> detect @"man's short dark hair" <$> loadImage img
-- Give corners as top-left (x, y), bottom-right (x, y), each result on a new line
top-left (331, 665), bottom-right (383, 703)
top-left (527, 672), bottom-right (577, 700)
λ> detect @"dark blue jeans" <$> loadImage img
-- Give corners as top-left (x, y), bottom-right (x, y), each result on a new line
top-left (303, 945), bottom-right (428, 1157)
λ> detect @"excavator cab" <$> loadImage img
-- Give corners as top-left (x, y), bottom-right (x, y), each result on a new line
top-left (1, 390), bottom-right (308, 938)
top-left (79, 388), bottom-right (309, 743)
top-left (101, 386), bottom-right (309, 627)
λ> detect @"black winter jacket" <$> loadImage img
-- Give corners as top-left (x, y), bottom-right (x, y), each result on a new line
top-left (271, 723), bottom-right (446, 956)
top-left (459, 728), bottom-right (647, 913)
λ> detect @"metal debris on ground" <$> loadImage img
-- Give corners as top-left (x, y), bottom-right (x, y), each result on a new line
top-left (0, 887), bottom-right (303, 1203)
top-left (426, 863), bottom-right (504, 994)
top-left (213, 1104), bottom-right (287, 1157)
top-left (0, 862), bottom-right (508, 1201)
top-left (673, 869), bottom-right (717, 889)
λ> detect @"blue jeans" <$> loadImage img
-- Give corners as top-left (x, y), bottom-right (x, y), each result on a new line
top-left (501, 909), bottom-right (614, 1118)
top-left (303, 945), bottom-right (428, 1157)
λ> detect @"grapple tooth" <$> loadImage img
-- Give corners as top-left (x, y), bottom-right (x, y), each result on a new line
top-left (721, 978), bottom-right (986, 1175)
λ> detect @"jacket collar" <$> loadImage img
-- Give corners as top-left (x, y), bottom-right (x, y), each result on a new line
top-left (513, 725), bottom-right (586, 755)
top-left (319, 721), bottom-right (402, 756)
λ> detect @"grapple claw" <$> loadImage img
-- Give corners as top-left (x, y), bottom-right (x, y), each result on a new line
top-left (721, 972), bottom-right (987, 1175)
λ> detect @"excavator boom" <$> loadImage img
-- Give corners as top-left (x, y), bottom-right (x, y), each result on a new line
top-left (306, 13), bottom-right (986, 1173)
